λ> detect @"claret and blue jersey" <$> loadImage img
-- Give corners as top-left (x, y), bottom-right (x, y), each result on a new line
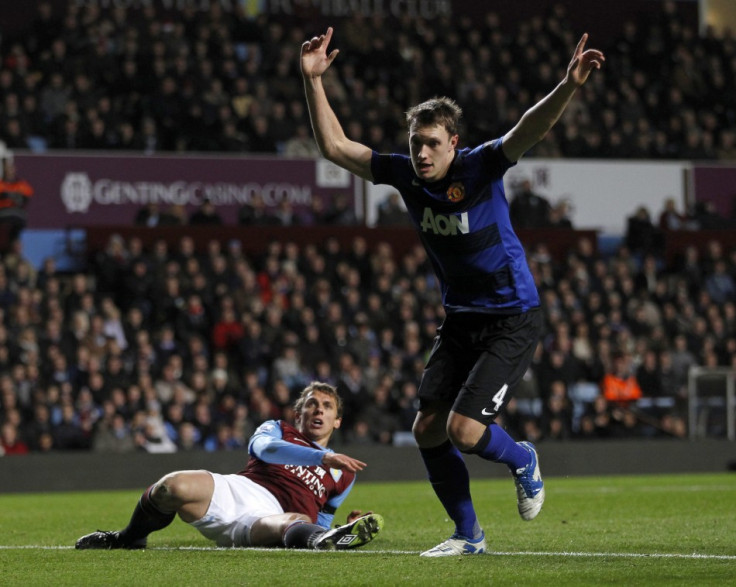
top-left (371, 139), bottom-right (540, 314)
top-left (242, 420), bottom-right (356, 528)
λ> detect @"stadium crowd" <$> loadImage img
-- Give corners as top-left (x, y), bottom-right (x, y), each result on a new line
top-left (1, 193), bottom-right (735, 456)
top-left (0, 1), bottom-right (735, 160)
top-left (1, 1), bottom-right (735, 455)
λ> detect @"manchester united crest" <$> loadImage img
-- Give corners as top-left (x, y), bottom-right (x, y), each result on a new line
top-left (447, 182), bottom-right (465, 202)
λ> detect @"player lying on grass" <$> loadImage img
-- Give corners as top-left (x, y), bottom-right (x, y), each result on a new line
top-left (301, 28), bottom-right (603, 556)
top-left (76, 381), bottom-right (383, 551)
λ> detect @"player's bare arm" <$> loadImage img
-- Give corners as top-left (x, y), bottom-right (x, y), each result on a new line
top-left (322, 451), bottom-right (367, 473)
top-left (301, 27), bottom-right (373, 181)
top-left (502, 33), bottom-right (605, 163)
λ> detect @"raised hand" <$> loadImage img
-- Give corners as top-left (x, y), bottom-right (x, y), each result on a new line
top-left (301, 27), bottom-right (340, 79)
top-left (566, 33), bottom-right (605, 87)
top-left (322, 451), bottom-right (367, 473)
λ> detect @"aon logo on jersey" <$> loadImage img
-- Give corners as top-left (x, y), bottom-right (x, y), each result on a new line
top-left (421, 208), bottom-right (469, 235)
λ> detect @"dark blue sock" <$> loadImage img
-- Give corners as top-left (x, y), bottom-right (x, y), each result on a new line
top-left (282, 520), bottom-right (325, 549)
top-left (119, 484), bottom-right (175, 544)
top-left (419, 440), bottom-right (481, 540)
top-left (474, 424), bottom-right (530, 472)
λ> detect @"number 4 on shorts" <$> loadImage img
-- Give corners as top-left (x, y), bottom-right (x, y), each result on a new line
top-left (481, 384), bottom-right (508, 416)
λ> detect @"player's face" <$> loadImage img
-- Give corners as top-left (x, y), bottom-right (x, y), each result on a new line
top-left (297, 390), bottom-right (341, 445)
top-left (409, 123), bottom-right (458, 182)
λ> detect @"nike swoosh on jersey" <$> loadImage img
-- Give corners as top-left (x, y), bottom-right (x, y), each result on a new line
top-left (481, 407), bottom-right (495, 416)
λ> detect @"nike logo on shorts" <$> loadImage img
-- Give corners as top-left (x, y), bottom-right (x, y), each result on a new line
top-left (481, 383), bottom-right (508, 417)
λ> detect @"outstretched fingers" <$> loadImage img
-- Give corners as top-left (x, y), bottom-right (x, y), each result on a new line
top-left (582, 48), bottom-right (605, 70)
top-left (301, 27), bottom-right (340, 77)
top-left (575, 32), bottom-right (589, 57)
top-left (301, 28), bottom-right (340, 74)
top-left (303, 27), bottom-right (333, 54)
top-left (323, 26), bottom-right (334, 47)
top-left (568, 33), bottom-right (605, 82)
top-left (323, 451), bottom-right (367, 473)
top-left (320, 28), bottom-right (340, 64)
top-left (579, 33), bottom-right (605, 64)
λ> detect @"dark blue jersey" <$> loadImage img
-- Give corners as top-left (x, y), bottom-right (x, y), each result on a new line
top-left (371, 139), bottom-right (540, 314)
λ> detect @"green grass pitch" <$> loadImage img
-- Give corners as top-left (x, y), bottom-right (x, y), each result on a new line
top-left (1, 473), bottom-right (734, 586)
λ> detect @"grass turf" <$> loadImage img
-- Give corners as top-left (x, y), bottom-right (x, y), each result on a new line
top-left (1, 473), bottom-right (734, 586)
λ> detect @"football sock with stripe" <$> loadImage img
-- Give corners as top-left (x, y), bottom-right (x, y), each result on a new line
top-left (282, 520), bottom-right (325, 549)
top-left (470, 424), bottom-right (530, 471)
top-left (118, 484), bottom-right (176, 544)
top-left (419, 440), bottom-right (481, 540)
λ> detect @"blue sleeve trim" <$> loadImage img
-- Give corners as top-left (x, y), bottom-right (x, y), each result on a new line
top-left (248, 421), bottom-right (326, 466)
top-left (325, 477), bottom-right (356, 511)
top-left (316, 511), bottom-right (334, 529)
top-left (316, 476), bottom-right (357, 529)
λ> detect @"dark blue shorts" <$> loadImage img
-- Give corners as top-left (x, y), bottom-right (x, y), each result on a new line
top-left (417, 308), bottom-right (543, 424)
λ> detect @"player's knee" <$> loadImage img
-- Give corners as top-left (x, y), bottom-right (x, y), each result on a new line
top-left (447, 429), bottom-right (476, 452)
top-left (152, 473), bottom-right (188, 508)
top-left (412, 416), bottom-right (438, 446)
top-left (412, 409), bottom-right (450, 447)
top-left (411, 417), bottom-right (426, 441)
top-left (446, 419), bottom-right (482, 452)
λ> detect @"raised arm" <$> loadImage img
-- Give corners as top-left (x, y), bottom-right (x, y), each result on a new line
top-left (301, 27), bottom-right (374, 181)
top-left (502, 33), bottom-right (605, 163)
top-left (249, 420), bottom-right (367, 473)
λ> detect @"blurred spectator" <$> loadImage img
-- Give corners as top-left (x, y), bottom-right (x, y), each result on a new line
top-left (693, 201), bottom-right (731, 230)
top-left (357, 382), bottom-right (401, 445)
top-left (541, 380), bottom-right (572, 441)
top-left (238, 193), bottom-right (280, 226)
top-left (704, 259), bottom-right (736, 305)
top-left (134, 203), bottom-right (164, 227)
top-left (0, 157), bottom-right (34, 244)
top-left (509, 179), bottom-right (551, 229)
top-left (273, 200), bottom-right (297, 226)
top-left (376, 192), bottom-right (410, 227)
top-left (203, 422), bottom-right (243, 452)
top-left (135, 411), bottom-right (178, 453)
top-left (283, 124), bottom-right (320, 157)
top-left (658, 197), bottom-right (697, 231)
top-left (601, 351), bottom-right (643, 405)
top-left (324, 193), bottom-right (358, 225)
top-left (160, 204), bottom-right (187, 226)
top-left (189, 198), bottom-right (223, 225)
top-left (635, 349), bottom-right (664, 397)
top-left (211, 306), bottom-right (244, 357)
top-left (92, 412), bottom-right (135, 453)
top-left (625, 206), bottom-right (662, 256)
top-left (717, 130), bottom-right (736, 161)
top-left (548, 199), bottom-right (574, 229)
top-left (1, 421), bottom-right (29, 455)
top-left (52, 403), bottom-right (89, 450)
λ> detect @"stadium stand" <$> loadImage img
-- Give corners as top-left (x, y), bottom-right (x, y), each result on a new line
top-left (1, 1), bottom-right (735, 455)
top-left (0, 1), bottom-right (732, 161)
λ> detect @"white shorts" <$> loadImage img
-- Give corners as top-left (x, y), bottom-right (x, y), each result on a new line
top-left (189, 473), bottom-right (284, 547)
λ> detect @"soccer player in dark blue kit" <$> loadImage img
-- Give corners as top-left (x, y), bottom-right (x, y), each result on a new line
top-left (301, 27), bottom-right (604, 556)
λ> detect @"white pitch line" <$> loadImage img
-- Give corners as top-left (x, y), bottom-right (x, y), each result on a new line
top-left (1, 545), bottom-right (735, 560)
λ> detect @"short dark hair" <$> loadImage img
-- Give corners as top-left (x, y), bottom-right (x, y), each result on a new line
top-left (406, 96), bottom-right (463, 136)
top-left (294, 381), bottom-right (343, 418)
